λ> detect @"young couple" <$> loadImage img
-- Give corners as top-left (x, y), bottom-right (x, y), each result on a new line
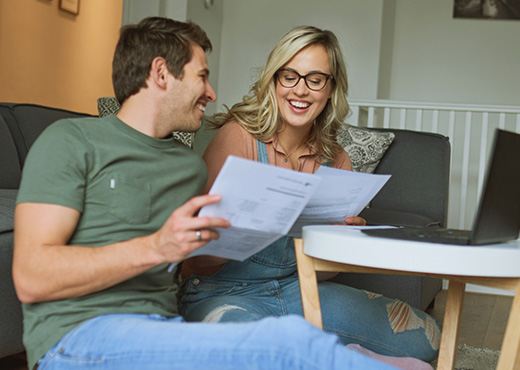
top-left (13, 16), bottom-right (439, 370)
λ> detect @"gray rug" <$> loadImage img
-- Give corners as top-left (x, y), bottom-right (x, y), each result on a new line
top-left (432, 344), bottom-right (500, 370)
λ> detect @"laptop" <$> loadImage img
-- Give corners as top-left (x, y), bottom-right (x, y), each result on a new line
top-left (362, 129), bottom-right (520, 245)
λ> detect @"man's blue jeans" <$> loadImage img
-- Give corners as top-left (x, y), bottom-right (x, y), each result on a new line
top-left (37, 313), bottom-right (395, 370)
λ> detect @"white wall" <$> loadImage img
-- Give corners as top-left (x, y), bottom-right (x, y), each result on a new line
top-left (187, 0), bottom-right (224, 116)
top-left (122, 0), bottom-right (520, 108)
top-left (122, 0), bottom-right (188, 24)
top-left (216, 0), bottom-right (520, 108)
top-left (386, 0), bottom-right (520, 106)
top-left (216, 0), bottom-right (384, 112)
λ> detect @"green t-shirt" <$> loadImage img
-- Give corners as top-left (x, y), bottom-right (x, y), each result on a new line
top-left (17, 115), bottom-right (207, 368)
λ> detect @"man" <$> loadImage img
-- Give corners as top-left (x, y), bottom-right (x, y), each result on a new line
top-left (13, 17), bottom-right (392, 370)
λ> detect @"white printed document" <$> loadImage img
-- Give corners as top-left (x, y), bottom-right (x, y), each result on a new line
top-left (288, 166), bottom-right (391, 236)
top-left (190, 156), bottom-right (321, 260)
top-left (188, 155), bottom-right (390, 261)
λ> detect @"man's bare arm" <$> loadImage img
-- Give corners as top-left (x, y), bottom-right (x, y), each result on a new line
top-left (12, 194), bottom-right (230, 304)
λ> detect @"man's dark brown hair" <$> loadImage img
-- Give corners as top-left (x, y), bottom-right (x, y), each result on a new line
top-left (112, 17), bottom-right (212, 105)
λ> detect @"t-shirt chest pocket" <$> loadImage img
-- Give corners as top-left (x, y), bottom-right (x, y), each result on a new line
top-left (108, 174), bottom-right (151, 225)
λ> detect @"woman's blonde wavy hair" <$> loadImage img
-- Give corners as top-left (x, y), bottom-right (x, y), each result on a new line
top-left (212, 25), bottom-right (350, 161)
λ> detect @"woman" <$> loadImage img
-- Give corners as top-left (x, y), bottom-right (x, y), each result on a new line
top-left (180, 26), bottom-right (440, 363)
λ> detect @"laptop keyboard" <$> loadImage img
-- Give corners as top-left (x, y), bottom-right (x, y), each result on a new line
top-left (362, 228), bottom-right (472, 245)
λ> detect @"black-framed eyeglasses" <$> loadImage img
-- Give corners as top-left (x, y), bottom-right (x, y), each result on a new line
top-left (275, 68), bottom-right (334, 91)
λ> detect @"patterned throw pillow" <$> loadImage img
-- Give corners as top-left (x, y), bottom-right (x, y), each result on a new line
top-left (337, 125), bottom-right (395, 173)
top-left (97, 96), bottom-right (122, 118)
top-left (97, 97), bottom-right (194, 148)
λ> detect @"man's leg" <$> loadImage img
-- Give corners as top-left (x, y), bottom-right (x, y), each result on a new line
top-left (37, 313), bottom-right (395, 370)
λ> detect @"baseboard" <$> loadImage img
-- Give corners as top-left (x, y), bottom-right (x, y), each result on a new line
top-left (442, 279), bottom-right (515, 296)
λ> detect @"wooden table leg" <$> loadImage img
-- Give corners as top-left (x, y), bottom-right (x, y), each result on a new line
top-left (437, 280), bottom-right (466, 370)
top-left (496, 287), bottom-right (520, 370)
top-left (294, 238), bottom-right (323, 329)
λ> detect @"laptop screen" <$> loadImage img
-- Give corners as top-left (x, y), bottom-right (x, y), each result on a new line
top-left (470, 129), bottom-right (520, 244)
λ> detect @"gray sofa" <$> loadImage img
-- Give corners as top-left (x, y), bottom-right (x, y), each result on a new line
top-left (0, 103), bottom-right (94, 359)
top-left (0, 102), bottom-right (449, 360)
top-left (334, 127), bottom-right (450, 311)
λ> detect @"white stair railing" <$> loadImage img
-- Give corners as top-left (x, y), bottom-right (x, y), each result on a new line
top-left (347, 99), bottom-right (520, 230)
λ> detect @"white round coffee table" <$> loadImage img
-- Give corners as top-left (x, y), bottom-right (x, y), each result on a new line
top-left (295, 225), bottom-right (520, 370)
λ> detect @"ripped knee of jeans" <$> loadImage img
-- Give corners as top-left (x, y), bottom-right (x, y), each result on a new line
top-left (386, 300), bottom-right (441, 351)
top-left (203, 304), bottom-right (248, 323)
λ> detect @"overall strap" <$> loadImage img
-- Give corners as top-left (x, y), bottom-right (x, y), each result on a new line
top-left (256, 140), bottom-right (269, 164)
top-left (321, 156), bottom-right (332, 167)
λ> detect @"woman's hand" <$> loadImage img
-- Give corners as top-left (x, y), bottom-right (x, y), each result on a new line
top-left (343, 216), bottom-right (367, 226)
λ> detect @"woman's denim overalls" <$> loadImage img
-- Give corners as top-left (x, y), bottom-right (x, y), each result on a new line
top-left (179, 140), bottom-right (441, 362)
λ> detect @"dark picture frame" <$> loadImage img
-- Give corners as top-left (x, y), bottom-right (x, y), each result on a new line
top-left (59, 0), bottom-right (80, 15)
top-left (453, 0), bottom-right (520, 20)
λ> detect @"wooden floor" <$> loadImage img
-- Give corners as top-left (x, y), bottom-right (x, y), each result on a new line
top-left (0, 291), bottom-right (513, 370)
top-left (426, 290), bottom-right (513, 351)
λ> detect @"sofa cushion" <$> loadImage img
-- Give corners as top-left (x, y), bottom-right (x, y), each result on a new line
top-left (97, 97), bottom-right (194, 148)
top-left (0, 189), bottom-right (18, 233)
top-left (337, 125), bottom-right (395, 173)
top-left (0, 114), bottom-right (22, 189)
top-left (0, 231), bottom-right (24, 358)
top-left (330, 272), bottom-right (442, 311)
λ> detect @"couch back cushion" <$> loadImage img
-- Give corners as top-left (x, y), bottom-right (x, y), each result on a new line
top-left (0, 103), bottom-right (93, 171)
top-left (371, 128), bottom-right (451, 227)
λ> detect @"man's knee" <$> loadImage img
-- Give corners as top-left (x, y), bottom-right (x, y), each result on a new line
top-left (263, 315), bottom-right (331, 342)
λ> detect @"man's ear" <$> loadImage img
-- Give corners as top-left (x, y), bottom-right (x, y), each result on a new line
top-left (149, 57), bottom-right (169, 89)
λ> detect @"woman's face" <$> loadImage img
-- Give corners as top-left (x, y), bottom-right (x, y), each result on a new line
top-left (275, 44), bottom-right (333, 131)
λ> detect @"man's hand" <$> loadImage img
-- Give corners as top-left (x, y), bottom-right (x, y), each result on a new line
top-left (149, 194), bottom-right (230, 264)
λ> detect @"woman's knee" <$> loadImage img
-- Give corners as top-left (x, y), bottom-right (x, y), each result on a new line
top-left (201, 303), bottom-right (265, 323)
